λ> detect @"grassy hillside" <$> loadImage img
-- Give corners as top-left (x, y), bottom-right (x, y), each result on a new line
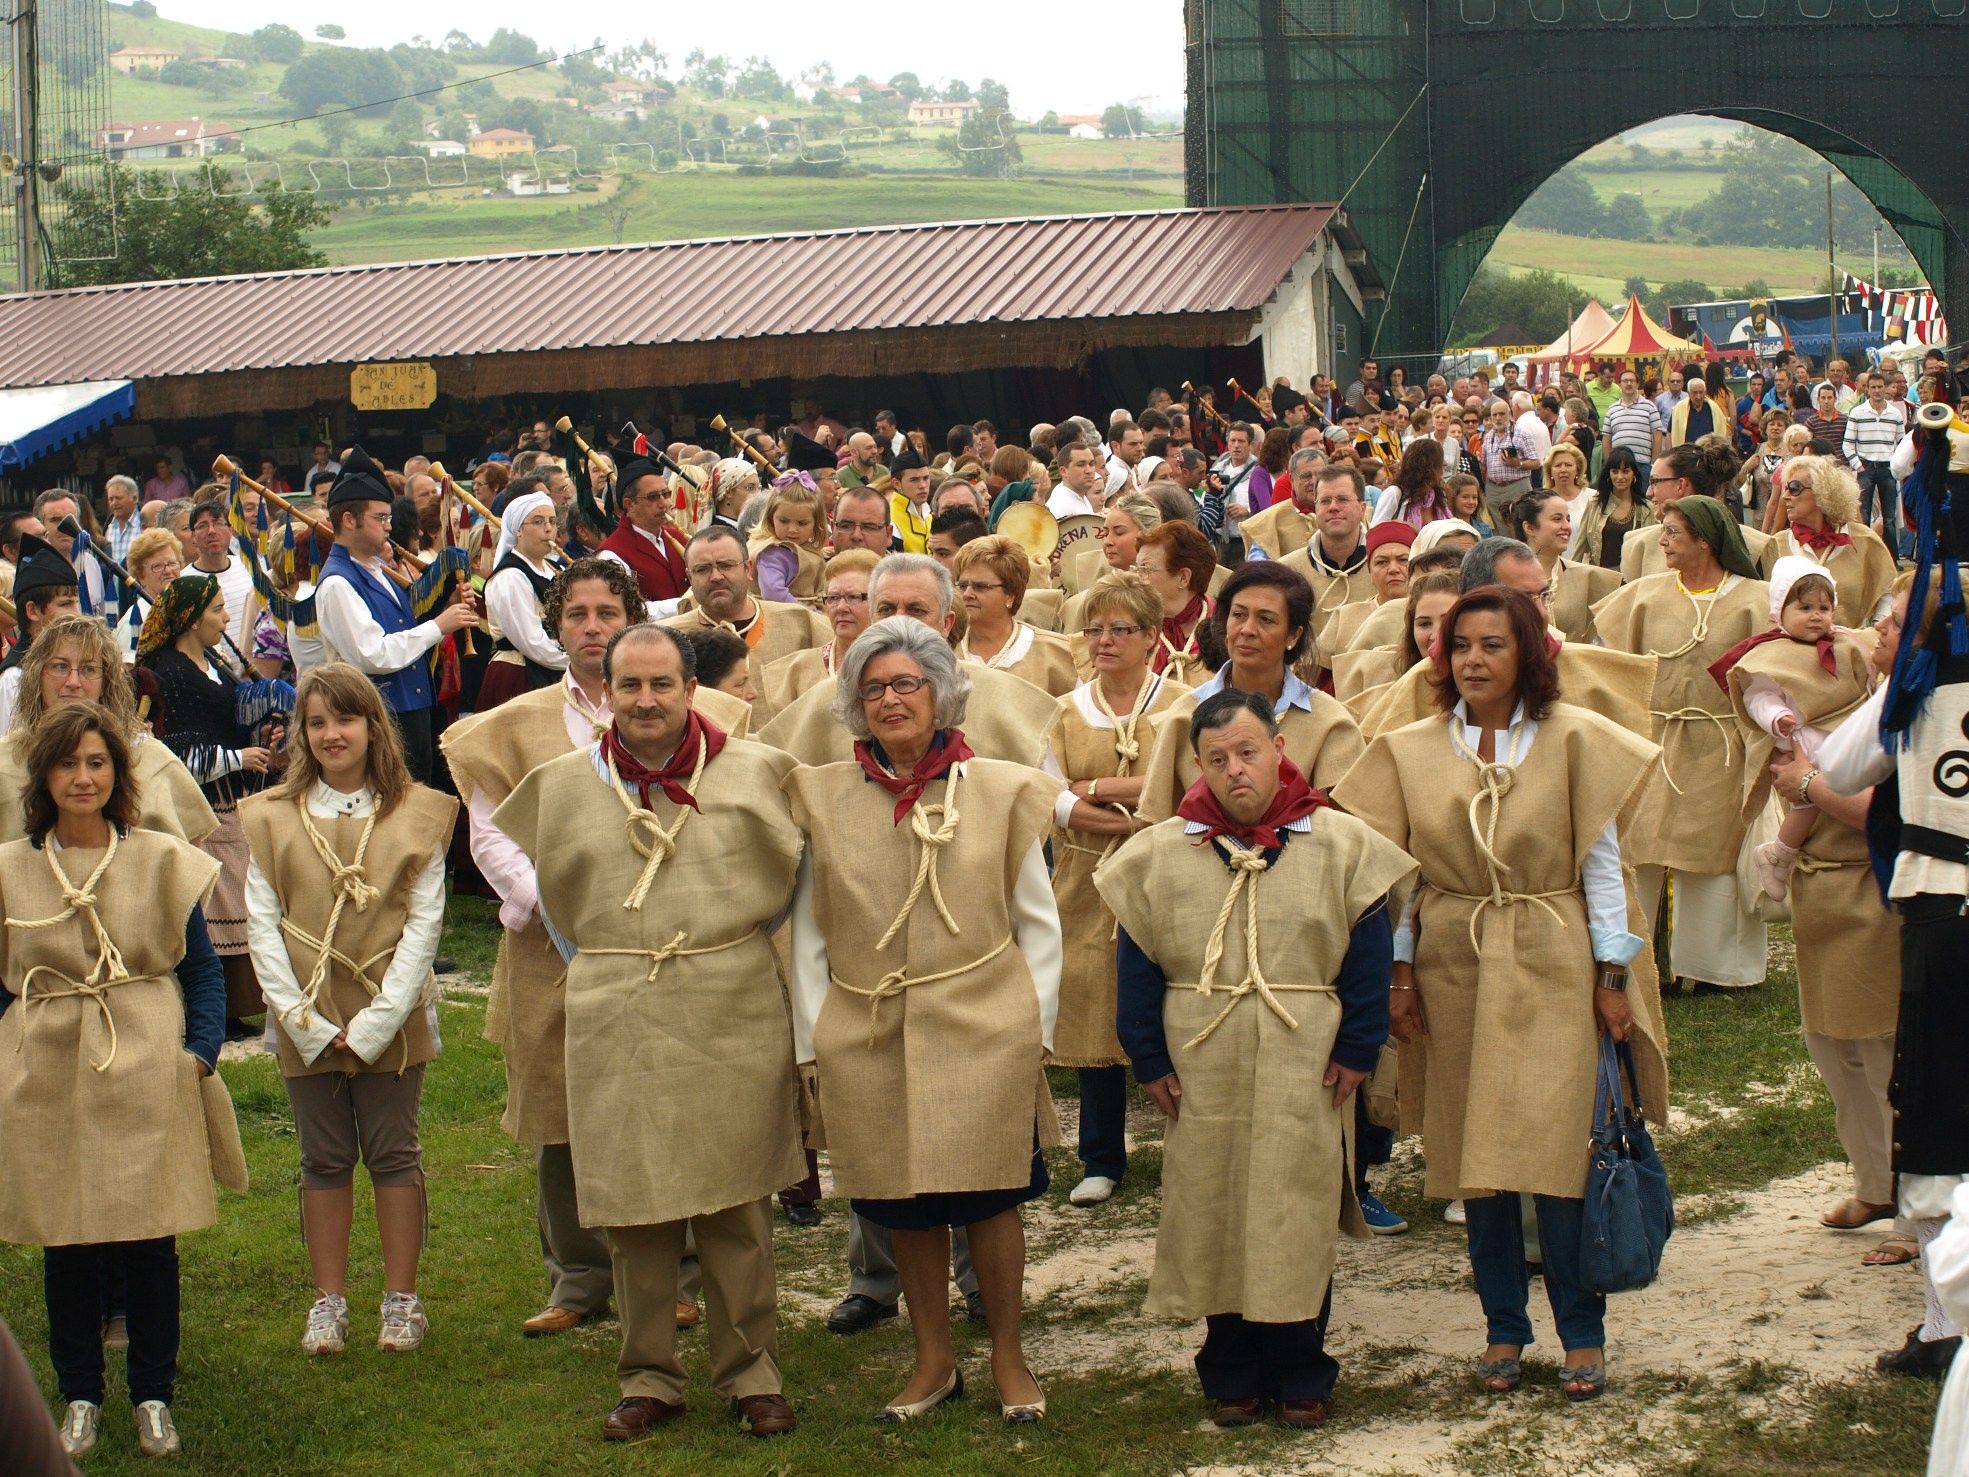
top-left (1486, 223), bottom-right (1832, 300)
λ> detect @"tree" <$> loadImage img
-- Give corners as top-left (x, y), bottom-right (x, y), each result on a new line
top-left (315, 24), bottom-right (345, 40)
top-left (977, 78), bottom-right (1009, 115)
top-left (888, 71), bottom-right (923, 100)
top-left (1622, 274), bottom-right (1651, 304)
top-left (938, 108), bottom-right (1021, 178)
top-left (1601, 192), bottom-right (1651, 241)
top-left (1101, 102), bottom-right (1144, 138)
top-left (317, 109), bottom-right (354, 155)
top-left (386, 98), bottom-right (423, 138)
top-left (481, 29), bottom-right (545, 65)
top-left (1447, 266), bottom-right (1583, 344)
top-left (252, 23), bottom-right (305, 64)
top-left (128, 0), bottom-right (155, 15)
top-left (388, 43), bottom-right (454, 94)
top-left (280, 48), bottom-right (402, 120)
top-left (48, 165), bottom-right (328, 288)
top-left (1040, 109), bottom-right (1060, 130)
top-left (943, 78), bottom-right (971, 102)
top-left (1514, 166), bottom-right (1605, 236)
top-left (441, 29), bottom-right (478, 56)
top-left (1653, 278), bottom-right (1713, 316)
top-left (732, 56), bottom-right (783, 101)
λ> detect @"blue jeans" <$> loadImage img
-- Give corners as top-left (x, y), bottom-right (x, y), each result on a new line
top-left (1077, 1066), bottom-right (1129, 1181)
top-left (1857, 461), bottom-right (1903, 555)
top-left (1463, 1192), bottom-right (1605, 1352)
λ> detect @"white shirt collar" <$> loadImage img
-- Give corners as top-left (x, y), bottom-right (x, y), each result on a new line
top-left (310, 778), bottom-right (373, 815)
top-left (970, 621), bottom-right (1035, 669)
top-left (563, 673), bottom-right (610, 726)
top-left (1193, 663), bottom-right (1317, 714)
top-left (1184, 813), bottom-right (1314, 837)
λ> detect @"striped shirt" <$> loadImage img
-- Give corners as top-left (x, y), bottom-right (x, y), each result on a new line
top-left (1842, 401), bottom-right (1906, 464)
top-left (1602, 399), bottom-right (1661, 458)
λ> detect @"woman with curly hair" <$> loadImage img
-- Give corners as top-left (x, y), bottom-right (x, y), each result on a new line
top-left (1371, 439), bottom-right (1452, 530)
top-left (1767, 454), bottom-right (1898, 628)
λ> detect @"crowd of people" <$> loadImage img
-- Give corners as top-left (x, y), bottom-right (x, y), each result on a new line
top-left (0, 348), bottom-right (1966, 1469)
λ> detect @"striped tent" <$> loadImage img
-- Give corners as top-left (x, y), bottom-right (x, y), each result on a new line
top-left (1576, 294), bottom-right (1703, 362)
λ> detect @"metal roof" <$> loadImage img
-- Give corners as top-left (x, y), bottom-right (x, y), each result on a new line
top-left (0, 204), bottom-right (1340, 391)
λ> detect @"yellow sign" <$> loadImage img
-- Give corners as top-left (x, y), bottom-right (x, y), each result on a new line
top-left (350, 362), bottom-right (437, 411)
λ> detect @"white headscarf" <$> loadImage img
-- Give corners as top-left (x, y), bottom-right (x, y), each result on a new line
top-left (1411, 517), bottom-right (1485, 560)
top-left (494, 491), bottom-right (556, 568)
top-left (1767, 552), bottom-right (1837, 622)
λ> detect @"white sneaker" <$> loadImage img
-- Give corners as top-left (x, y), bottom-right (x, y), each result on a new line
top-left (60, 1399), bottom-right (100, 1457)
top-left (302, 1292), bottom-right (349, 1355)
top-left (134, 1399), bottom-right (181, 1457)
top-left (377, 1291), bottom-right (427, 1352)
top-left (1069, 1175), bottom-right (1118, 1206)
top-left (1444, 1200), bottom-right (1467, 1225)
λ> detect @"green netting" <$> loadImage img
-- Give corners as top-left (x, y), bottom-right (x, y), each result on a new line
top-left (1190, 0), bottom-right (1968, 358)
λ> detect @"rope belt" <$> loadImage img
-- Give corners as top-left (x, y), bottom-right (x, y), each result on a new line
top-left (586, 925), bottom-right (760, 984)
top-left (1649, 707), bottom-right (1737, 795)
top-left (1443, 717), bottom-right (1576, 954)
top-left (832, 934), bottom-right (1012, 1048)
top-left (7, 836), bottom-right (134, 1071)
top-left (275, 920), bottom-right (406, 1074)
top-left (875, 764), bottom-right (965, 951)
top-left (606, 739), bottom-right (707, 912)
top-left (280, 805), bottom-right (380, 1038)
top-left (1078, 676), bottom-right (1158, 903)
top-left (1793, 853), bottom-right (1865, 875)
top-left (1183, 846), bottom-right (1315, 1051)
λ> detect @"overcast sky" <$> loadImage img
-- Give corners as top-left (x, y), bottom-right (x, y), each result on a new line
top-left (161, 1), bottom-right (1189, 117)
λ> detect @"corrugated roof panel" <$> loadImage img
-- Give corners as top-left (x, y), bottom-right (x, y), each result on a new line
top-left (0, 205), bottom-right (1337, 388)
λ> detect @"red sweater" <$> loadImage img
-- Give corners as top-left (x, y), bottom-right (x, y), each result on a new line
top-left (598, 518), bottom-right (688, 601)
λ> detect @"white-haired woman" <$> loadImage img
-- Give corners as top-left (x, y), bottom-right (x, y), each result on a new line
top-left (1771, 454), bottom-right (1898, 628)
top-left (786, 616), bottom-right (1062, 1426)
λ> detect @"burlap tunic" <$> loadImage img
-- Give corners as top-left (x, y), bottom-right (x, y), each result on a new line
top-left (495, 740), bottom-right (806, 1228)
top-left (786, 759), bottom-right (1062, 1200)
top-left (1240, 501), bottom-right (1314, 559)
top-left (1549, 558), bottom-right (1621, 645)
top-left (662, 599), bottom-right (829, 723)
top-left (752, 540), bottom-right (825, 603)
top-left (960, 624), bottom-right (1079, 698)
top-left (1593, 573), bottom-right (1770, 873)
top-left (759, 643), bottom-right (836, 720)
top-left (0, 733), bottom-right (216, 845)
top-left (1768, 525), bottom-right (1898, 628)
top-left (1045, 676), bottom-right (1186, 1067)
top-left (1279, 544), bottom-right (1375, 643)
top-left (1333, 707), bottom-right (1669, 1202)
top-left (1137, 684), bottom-right (1364, 824)
top-left (1723, 628), bottom-right (1875, 822)
top-left (0, 830), bottom-right (243, 1246)
top-left (1622, 520), bottom-right (1777, 581)
top-left (1357, 645), bottom-right (1659, 743)
top-left (1096, 813), bottom-right (1416, 1322)
top-left (440, 685), bottom-right (582, 1144)
top-left (1341, 598), bottom-right (1407, 655)
top-left (239, 786), bottom-right (457, 1080)
top-left (759, 660), bottom-right (1057, 767)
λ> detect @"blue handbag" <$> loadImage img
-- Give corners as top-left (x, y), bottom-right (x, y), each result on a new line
top-left (1579, 1036), bottom-right (1673, 1295)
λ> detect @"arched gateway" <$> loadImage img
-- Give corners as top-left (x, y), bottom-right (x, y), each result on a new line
top-left (1186, 0), bottom-right (1967, 356)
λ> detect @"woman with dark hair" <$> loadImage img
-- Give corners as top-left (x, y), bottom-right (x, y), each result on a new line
top-left (1137, 561), bottom-right (1364, 822)
top-left (139, 575), bottom-right (294, 1037)
top-left (1513, 487), bottom-right (1620, 645)
top-left (1575, 447), bottom-right (1652, 571)
top-left (0, 703), bottom-right (240, 1459)
top-left (1624, 438), bottom-right (1772, 580)
top-left (1372, 440), bottom-right (1452, 529)
top-left (1335, 586), bottom-right (1666, 1403)
top-left (1251, 425), bottom-right (1291, 512)
top-left (1593, 496), bottom-right (1771, 994)
top-left (1134, 521), bottom-right (1222, 686)
top-left (1331, 569), bottom-right (1458, 725)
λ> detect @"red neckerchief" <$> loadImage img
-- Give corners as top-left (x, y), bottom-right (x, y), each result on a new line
top-left (1175, 754), bottom-right (1328, 852)
top-left (601, 711), bottom-right (727, 811)
top-left (1154, 595), bottom-right (1208, 673)
top-left (1790, 520), bottom-right (1852, 555)
top-left (853, 728), bottom-right (975, 825)
top-left (1708, 628), bottom-right (1838, 688)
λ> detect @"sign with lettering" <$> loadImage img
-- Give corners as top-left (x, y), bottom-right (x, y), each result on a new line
top-left (350, 362), bottom-right (438, 411)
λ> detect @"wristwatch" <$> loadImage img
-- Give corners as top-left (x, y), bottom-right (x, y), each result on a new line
top-left (1596, 968), bottom-right (1629, 993)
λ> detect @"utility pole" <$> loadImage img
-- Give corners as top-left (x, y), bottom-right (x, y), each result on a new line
top-left (1826, 171), bottom-right (1837, 362)
top-left (8, 0), bottom-right (40, 292)
top-left (1873, 222), bottom-right (1881, 290)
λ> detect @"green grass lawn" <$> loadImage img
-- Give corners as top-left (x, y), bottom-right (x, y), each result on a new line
top-left (1489, 224), bottom-right (1832, 299)
top-left (1574, 164), bottom-right (1726, 213)
top-left (0, 907), bottom-right (1942, 1475)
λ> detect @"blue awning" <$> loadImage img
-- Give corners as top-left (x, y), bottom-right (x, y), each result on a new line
top-left (0, 380), bottom-right (135, 470)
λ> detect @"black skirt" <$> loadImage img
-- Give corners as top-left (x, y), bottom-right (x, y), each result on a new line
top-left (1890, 894), bottom-right (1969, 1176)
top-left (852, 1141), bottom-right (1049, 1232)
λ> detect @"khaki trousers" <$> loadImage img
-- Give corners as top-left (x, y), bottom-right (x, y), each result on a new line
top-left (1802, 1031), bottom-right (1906, 1219)
top-left (608, 1198), bottom-right (778, 1404)
top-left (536, 1143), bottom-right (613, 1315)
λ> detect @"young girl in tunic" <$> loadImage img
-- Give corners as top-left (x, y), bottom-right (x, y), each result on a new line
top-left (1714, 556), bottom-right (1875, 900)
top-left (748, 473), bottom-right (826, 604)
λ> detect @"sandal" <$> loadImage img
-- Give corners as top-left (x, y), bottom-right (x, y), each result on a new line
top-left (1561, 1362), bottom-right (1607, 1402)
top-left (1822, 1197), bottom-right (1896, 1231)
top-left (1477, 1356), bottom-right (1521, 1393)
top-left (1862, 1235), bottom-right (1919, 1268)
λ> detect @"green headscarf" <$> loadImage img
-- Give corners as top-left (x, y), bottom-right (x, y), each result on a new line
top-left (1667, 495), bottom-right (1760, 581)
top-left (136, 573), bottom-right (220, 662)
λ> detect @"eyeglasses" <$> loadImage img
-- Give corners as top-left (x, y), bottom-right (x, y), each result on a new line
top-left (820, 592), bottom-right (868, 607)
top-left (44, 661), bottom-right (102, 681)
top-left (833, 519), bottom-right (889, 536)
top-left (1081, 623), bottom-right (1146, 641)
top-left (858, 674), bottom-right (928, 702)
top-left (1783, 481), bottom-right (1810, 495)
top-left (954, 579), bottom-right (1005, 595)
top-left (687, 559), bottom-right (745, 578)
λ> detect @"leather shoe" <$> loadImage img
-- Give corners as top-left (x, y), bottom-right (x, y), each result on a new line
top-left (1878, 1327), bottom-right (1961, 1378)
top-left (1211, 1397), bottom-right (1265, 1428)
top-left (602, 1396), bottom-right (683, 1441)
top-left (827, 1293), bottom-right (898, 1335)
top-left (784, 1203), bottom-right (822, 1228)
top-left (674, 1301), bottom-right (701, 1330)
top-left (733, 1392), bottom-right (797, 1437)
top-left (522, 1305), bottom-right (589, 1338)
top-left (1277, 1397), bottom-right (1331, 1429)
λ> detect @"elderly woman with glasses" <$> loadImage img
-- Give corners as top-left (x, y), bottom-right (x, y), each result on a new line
top-left (1769, 455), bottom-right (1897, 628)
top-left (1592, 496), bottom-right (1771, 994)
top-left (1041, 572), bottom-right (1186, 1209)
top-left (951, 536), bottom-right (1078, 697)
top-left (787, 616), bottom-right (1062, 1426)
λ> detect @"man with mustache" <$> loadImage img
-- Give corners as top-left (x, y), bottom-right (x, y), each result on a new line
top-left (660, 526), bottom-right (828, 723)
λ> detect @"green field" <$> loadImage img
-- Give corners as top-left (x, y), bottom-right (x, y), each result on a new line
top-left (1573, 164), bottom-right (1726, 213)
top-left (1488, 223), bottom-right (1832, 300)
